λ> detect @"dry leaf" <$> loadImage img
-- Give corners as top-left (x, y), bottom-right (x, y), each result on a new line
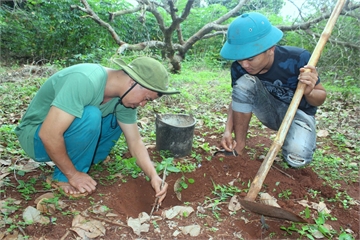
top-left (228, 195), bottom-right (241, 211)
top-left (36, 198), bottom-right (56, 214)
top-left (317, 201), bottom-right (331, 214)
top-left (259, 193), bottom-right (281, 208)
top-left (163, 206), bottom-right (194, 219)
top-left (91, 204), bottom-right (110, 216)
top-left (0, 173), bottom-right (10, 187)
top-left (71, 214), bottom-right (105, 239)
top-left (297, 200), bottom-right (331, 214)
top-left (34, 193), bottom-right (55, 204)
top-left (317, 129), bottom-right (329, 138)
top-left (0, 198), bottom-right (21, 215)
top-left (127, 217), bottom-right (150, 236)
top-left (241, 216), bottom-right (250, 224)
top-left (0, 160), bottom-right (11, 166)
top-left (0, 172), bottom-right (10, 180)
top-left (20, 161), bottom-right (41, 172)
top-left (23, 206), bottom-right (50, 224)
top-left (179, 224), bottom-right (201, 236)
top-left (34, 193), bottom-right (68, 213)
top-left (174, 178), bottom-right (182, 201)
top-left (196, 206), bottom-right (206, 214)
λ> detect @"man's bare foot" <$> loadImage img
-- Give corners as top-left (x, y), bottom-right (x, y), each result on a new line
top-left (46, 177), bottom-right (88, 198)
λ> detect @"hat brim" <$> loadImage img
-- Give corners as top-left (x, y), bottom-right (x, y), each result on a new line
top-left (220, 27), bottom-right (283, 60)
top-left (113, 59), bottom-right (180, 95)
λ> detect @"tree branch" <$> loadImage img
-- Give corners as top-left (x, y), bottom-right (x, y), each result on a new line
top-left (108, 6), bottom-right (142, 22)
top-left (305, 29), bottom-right (360, 50)
top-left (117, 41), bottom-right (167, 54)
top-left (278, 4), bottom-right (360, 31)
top-left (71, 0), bottom-right (124, 45)
top-left (183, 0), bottom-right (250, 51)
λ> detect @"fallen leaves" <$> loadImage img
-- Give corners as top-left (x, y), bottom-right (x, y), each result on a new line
top-left (71, 214), bottom-right (106, 239)
top-left (126, 206), bottom-right (198, 236)
top-left (228, 195), bottom-right (241, 211)
top-left (22, 206), bottom-right (50, 224)
top-left (259, 193), bottom-right (281, 208)
top-left (162, 206), bottom-right (194, 219)
top-left (127, 212), bottom-right (151, 236)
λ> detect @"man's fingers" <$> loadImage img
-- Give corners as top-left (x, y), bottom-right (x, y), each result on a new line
top-left (221, 139), bottom-right (232, 151)
top-left (157, 193), bottom-right (167, 204)
top-left (82, 185), bottom-right (94, 193)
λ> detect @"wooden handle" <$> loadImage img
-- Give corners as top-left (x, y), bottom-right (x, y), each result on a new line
top-left (245, 0), bottom-right (346, 202)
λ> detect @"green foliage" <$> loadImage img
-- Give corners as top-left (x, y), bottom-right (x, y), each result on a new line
top-left (278, 189), bottom-right (292, 200)
top-left (175, 175), bottom-right (195, 192)
top-left (106, 156), bottom-right (142, 178)
top-left (207, 0), bottom-right (285, 14)
top-left (281, 212), bottom-right (342, 239)
top-left (155, 156), bottom-right (181, 173)
top-left (0, 0), bottom-right (119, 65)
top-left (211, 183), bottom-right (241, 201)
top-left (16, 178), bottom-right (37, 200)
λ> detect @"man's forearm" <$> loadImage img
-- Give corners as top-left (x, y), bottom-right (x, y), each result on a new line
top-left (40, 134), bottom-right (78, 179)
top-left (225, 103), bottom-right (234, 133)
top-left (131, 141), bottom-right (158, 180)
top-left (304, 89), bottom-right (327, 106)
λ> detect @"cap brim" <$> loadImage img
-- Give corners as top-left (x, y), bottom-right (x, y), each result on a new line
top-left (220, 27), bottom-right (283, 60)
top-left (113, 58), bottom-right (180, 94)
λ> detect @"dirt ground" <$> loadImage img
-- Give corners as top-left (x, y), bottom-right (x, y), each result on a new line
top-left (0, 65), bottom-right (359, 239)
top-left (1, 126), bottom-right (359, 240)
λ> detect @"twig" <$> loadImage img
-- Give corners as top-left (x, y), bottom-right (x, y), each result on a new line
top-left (89, 215), bottom-right (129, 228)
top-left (149, 165), bottom-right (167, 219)
top-left (60, 230), bottom-right (70, 240)
top-left (271, 165), bottom-right (295, 180)
top-left (16, 224), bottom-right (26, 236)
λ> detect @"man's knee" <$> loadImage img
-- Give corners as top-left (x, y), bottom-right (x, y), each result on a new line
top-left (282, 117), bottom-right (316, 168)
top-left (233, 74), bottom-right (259, 92)
top-left (232, 74), bottom-right (262, 112)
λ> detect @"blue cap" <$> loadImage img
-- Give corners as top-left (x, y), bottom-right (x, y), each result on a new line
top-left (220, 12), bottom-right (283, 60)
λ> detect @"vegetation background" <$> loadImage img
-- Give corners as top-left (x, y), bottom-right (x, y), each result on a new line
top-left (1, 0), bottom-right (359, 82)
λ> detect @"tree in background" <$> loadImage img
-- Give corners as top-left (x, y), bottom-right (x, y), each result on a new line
top-left (71, 0), bottom-right (359, 73)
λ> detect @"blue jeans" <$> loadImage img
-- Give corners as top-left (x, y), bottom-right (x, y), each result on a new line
top-left (232, 74), bottom-right (316, 167)
top-left (34, 106), bottom-right (122, 182)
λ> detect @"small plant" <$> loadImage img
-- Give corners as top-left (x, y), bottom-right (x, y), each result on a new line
top-left (155, 157), bottom-right (180, 173)
top-left (308, 189), bottom-right (320, 199)
top-left (328, 191), bottom-right (354, 209)
top-left (176, 160), bottom-right (196, 173)
top-left (211, 183), bottom-right (241, 201)
top-left (16, 178), bottom-right (37, 200)
top-left (175, 176), bottom-right (195, 192)
top-left (152, 221), bottom-right (159, 229)
top-left (106, 157), bottom-right (142, 178)
top-left (281, 211), bottom-right (344, 239)
top-left (278, 189), bottom-right (292, 200)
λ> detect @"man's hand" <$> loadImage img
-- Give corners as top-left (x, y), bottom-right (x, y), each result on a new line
top-left (68, 171), bottom-right (97, 194)
top-left (298, 65), bottom-right (327, 106)
top-left (221, 131), bottom-right (237, 152)
top-left (298, 65), bottom-right (318, 96)
top-left (151, 175), bottom-right (168, 204)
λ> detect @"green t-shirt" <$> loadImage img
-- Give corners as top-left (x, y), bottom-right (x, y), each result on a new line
top-left (15, 63), bottom-right (137, 159)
